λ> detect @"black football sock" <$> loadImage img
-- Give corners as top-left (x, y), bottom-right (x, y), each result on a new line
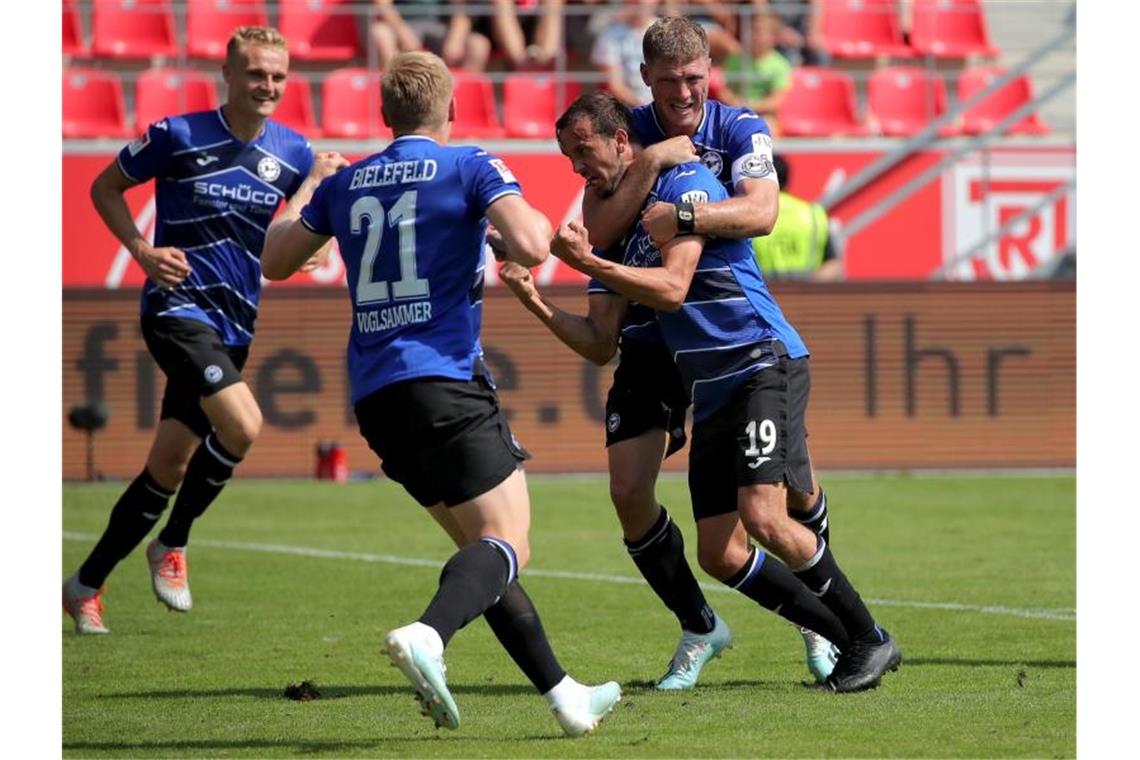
top-left (625, 507), bottom-right (716, 635)
top-left (419, 537), bottom-right (514, 647)
top-left (723, 547), bottom-right (851, 649)
top-left (78, 469), bottom-right (175, 588)
top-left (793, 538), bottom-right (878, 642)
top-left (158, 433), bottom-right (241, 548)
top-left (790, 488), bottom-right (831, 546)
top-left (483, 581), bottom-right (567, 694)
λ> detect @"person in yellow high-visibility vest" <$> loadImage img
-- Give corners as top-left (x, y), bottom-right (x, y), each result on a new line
top-left (753, 154), bottom-right (843, 281)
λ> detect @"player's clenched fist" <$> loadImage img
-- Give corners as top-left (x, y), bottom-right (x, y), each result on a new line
top-left (550, 221), bottom-right (593, 272)
top-left (644, 135), bottom-right (699, 172)
top-left (498, 261), bottom-right (537, 302)
top-left (310, 151), bottom-right (350, 180)
top-left (137, 244), bottom-right (192, 288)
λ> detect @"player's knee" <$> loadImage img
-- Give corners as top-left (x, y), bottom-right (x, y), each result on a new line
top-left (696, 546), bottom-right (738, 581)
top-left (145, 451), bottom-right (190, 490)
top-left (739, 509), bottom-right (783, 550)
top-left (217, 408), bottom-right (262, 455)
top-left (609, 474), bottom-right (653, 514)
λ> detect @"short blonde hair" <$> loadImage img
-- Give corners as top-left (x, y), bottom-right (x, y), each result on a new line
top-left (382, 52), bottom-right (453, 133)
top-left (226, 26), bottom-right (288, 64)
top-left (642, 16), bottom-right (709, 65)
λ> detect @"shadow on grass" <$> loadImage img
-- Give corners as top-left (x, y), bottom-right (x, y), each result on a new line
top-left (63, 736), bottom-right (538, 754)
top-left (99, 682), bottom-right (541, 701)
top-left (901, 657), bottom-right (1075, 669)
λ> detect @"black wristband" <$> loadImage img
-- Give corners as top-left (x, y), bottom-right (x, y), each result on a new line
top-left (675, 202), bottom-right (696, 234)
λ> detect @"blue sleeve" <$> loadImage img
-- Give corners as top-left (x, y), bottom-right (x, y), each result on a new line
top-left (587, 244), bottom-right (621, 295)
top-left (460, 150), bottom-right (522, 214)
top-left (116, 118), bottom-right (176, 184)
top-left (299, 173), bottom-right (335, 236)
top-left (723, 109), bottom-right (779, 187)
top-left (660, 164), bottom-right (729, 206)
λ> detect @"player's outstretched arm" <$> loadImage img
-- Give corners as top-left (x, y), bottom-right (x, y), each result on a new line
top-left (581, 136), bottom-right (698, 249)
top-left (551, 221), bottom-right (701, 312)
top-left (485, 194), bottom-right (552, 267)
top-left (500, 261), bottom-right (625, 365)
top-left (90, 161), bottom-right (191, 288)
top-left (262, 151), bottom-right (348, 279)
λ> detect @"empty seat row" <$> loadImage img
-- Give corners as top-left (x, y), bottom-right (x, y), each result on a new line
top-left (769, 66), bottom-right (1048, 138)
top-left (820, 0), bottom-right (999, 60)
top-left (65, 0), bottom-right (367, 61)
top-left (63, 67), bottom-right (583, 139)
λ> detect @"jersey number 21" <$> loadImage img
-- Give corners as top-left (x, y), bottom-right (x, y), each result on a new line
top-left (350, 190), bottom-right (430, 305)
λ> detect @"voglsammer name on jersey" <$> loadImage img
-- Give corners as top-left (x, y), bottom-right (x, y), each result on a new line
top-left (356, 302), bottom-right (433, 333)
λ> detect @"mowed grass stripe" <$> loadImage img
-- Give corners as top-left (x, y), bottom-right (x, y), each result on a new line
top-left (61, 530), bottom-right (1076, 622)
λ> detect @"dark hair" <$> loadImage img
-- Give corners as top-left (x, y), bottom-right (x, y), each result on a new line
top-left (772, 153), bottom-right (789, 187)
top-left (555, 91), bottom-right (638, 141)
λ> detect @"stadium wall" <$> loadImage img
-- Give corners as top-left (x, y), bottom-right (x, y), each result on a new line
top-left (63, 282), bottom-right (1074, 480)
top-left (62, 143), bottom-right (1075, 284)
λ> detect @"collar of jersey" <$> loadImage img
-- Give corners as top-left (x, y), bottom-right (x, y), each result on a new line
top-left (216, 107), bottom-right (265, 144)
top-left (391, 134), bottom-right (438, 144)
top-left (648, 100), bottom-right (708, 140)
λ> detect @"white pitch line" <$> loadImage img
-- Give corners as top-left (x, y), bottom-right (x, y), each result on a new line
top-left (62, 531), bottom-right (1075, 622)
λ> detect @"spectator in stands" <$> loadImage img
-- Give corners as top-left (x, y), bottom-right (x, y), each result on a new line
top-left (718, 10), bottom-right (792, 119)
top-left (591, 0), bottom-right (660, 106)
top-left (754, 0), bottom-right (827, 66)
top-left (665, 0), bottom-right (742, 63)
top-left (752, 154), bottom-right (843, 280)
top-left (565, 0), bottom-right (611, 64)
top-left (472, 0), bottom-right (565, 69)
top-left (61, 26), bottom-right (347, 635)
top-left (367, 0), bottom-right (491, 71)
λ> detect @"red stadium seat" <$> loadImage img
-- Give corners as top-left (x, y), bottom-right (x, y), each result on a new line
top-left (274, 75), bottom-right (321, 137)
top-left (819, 0), bottom-right (913, 58)
top-left (910, 0), bottom-right (1000, 58)
top-left (502, 75), bottom-right (581, 139)
top-left (778, 68), bottom-right (867, 137)
top-left (135, 68), bottom-right (219, 133)
top-left (451, 73), bottom-right (506, 139)
top-left (64, 68), bottom-right (132, 138)
top-left (277, 0), bottom-right (363, 62)
top-left (867, 67), bottom-right (958, 136)
top-left (63, 1), bottom-right (90, 57)
top-left (321, 68), bottom-right (391, 138)
top-left (957, 66), bottom-right (1049, 135)
top-left (92, 0), bottom-right (178, 60)
top-left (187, 0), bottom-right (270, 60)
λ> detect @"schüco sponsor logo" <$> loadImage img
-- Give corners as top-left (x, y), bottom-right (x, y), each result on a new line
top-left (192, 181), bottom-right (280, 206)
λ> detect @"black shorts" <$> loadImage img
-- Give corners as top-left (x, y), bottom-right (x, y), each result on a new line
top-left (688, 356), bottom-right (814, 521)
top-left (141, 315), bottom-right (249, 438)
top-left (354, 376), bottom-right (530, 507)
top-left (605, 341), bottom-right (691, 458)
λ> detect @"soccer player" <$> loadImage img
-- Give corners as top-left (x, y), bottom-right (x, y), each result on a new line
top-left (62, 27), bottom-right (347, 635)
top-left (551, 92), bottom-right (903, 694)
top-left (259, 51), bottom-right (622, 736)
top-left (576, 15), bottom-right (841, 684)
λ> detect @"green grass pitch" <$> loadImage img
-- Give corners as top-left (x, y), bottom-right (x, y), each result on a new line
top-left (63, 474), bottom-right (1075, 757)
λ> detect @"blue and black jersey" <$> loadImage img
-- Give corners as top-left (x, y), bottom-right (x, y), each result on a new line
top-left (300, 135), bottom-right (522, 403)
top-left (586, 243), bottom-right (665, 349)
top-left (618, 162), bottom-right (807, 421)
top-left (117, 108), bottom-right (313, 346)
top-left (630, 99), bottom-right (780, 196)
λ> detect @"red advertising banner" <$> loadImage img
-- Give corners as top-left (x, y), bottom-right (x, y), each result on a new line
top-left (61, 145), bottom-right (1074, 286)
